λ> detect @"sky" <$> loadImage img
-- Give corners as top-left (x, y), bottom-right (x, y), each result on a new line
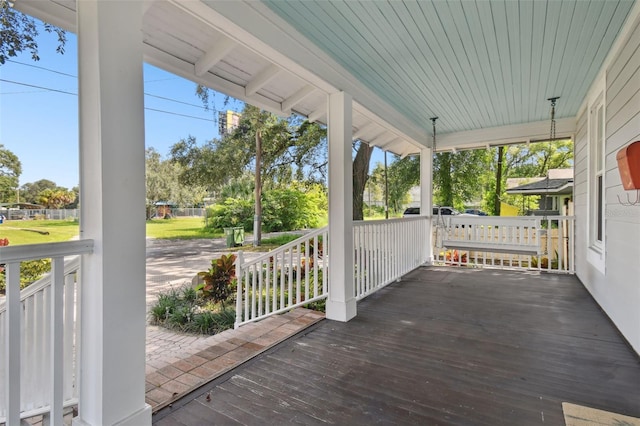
top-left (0, 19), bottom-right (386, 191)
top-left (0, 24), bottom-right (243, 190)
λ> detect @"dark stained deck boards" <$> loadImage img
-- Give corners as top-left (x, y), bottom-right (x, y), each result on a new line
top-left (154, 267), bottom-right (640, 425)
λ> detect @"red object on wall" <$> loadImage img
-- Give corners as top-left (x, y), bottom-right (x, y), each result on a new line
top-left (616, 141), bottom-right (640, 190)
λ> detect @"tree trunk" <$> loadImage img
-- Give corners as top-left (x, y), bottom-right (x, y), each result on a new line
top-left (353, 142), bottom-right (374, 220)
top-left (254, 130), bottom-right (262, 246)
top-left (494, 146), bottom-right (504, 216)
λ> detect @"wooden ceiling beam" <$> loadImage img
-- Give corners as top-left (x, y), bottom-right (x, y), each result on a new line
top-left (194, 37), bottom-right (236, 77)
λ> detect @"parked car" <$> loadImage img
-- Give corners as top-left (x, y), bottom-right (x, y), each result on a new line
top-left (402, 206), bottom-right (461, 216)
top-left (433, 206), bottom-right (459, 216)
top-left (402, 207), bottom-right (420, 217)
top-left (464, 209), bottom-right (488, 216)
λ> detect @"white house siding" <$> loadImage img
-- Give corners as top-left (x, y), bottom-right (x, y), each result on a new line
top-left (575, 14), bottom-right (640, 354)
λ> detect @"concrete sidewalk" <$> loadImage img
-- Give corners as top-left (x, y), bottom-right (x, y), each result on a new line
top-left (144, 232), bottom-right (322, 411)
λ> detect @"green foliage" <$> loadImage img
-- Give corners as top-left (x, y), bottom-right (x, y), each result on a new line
top-left (19, 179), bottom-right (56, 204)
top-left (0, 144), bottom-right (21, 202)
top-left (262, 186), bottom-right (326, 232)
top-left (149, 285), bottom-right (236, 335)
top-left (169, 107), bottom-right (327, 192)
top-left (0, 2), bottom-right (66, 65)
top-left (206, 186), bottom-right (327, 232)
top-left (368, 155), bottom-right (420, 214)
top-left (37, 188), bottom-right (75, 208)
top-left (197, 253), bottom-right (237, 308)
top-left (0, 258), bottom-right (52, 293)
top-left (206, 198), bottom-right (254, 230)
top-left (145, 147), bottom-right (208, 213)
top-left (433, 149), bottom-right (492, 209)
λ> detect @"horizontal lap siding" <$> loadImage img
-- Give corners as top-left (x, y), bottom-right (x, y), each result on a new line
top-left (596, 12), bottom-right (640, 353)
top-left (573, 108), bottom-right (588, 274)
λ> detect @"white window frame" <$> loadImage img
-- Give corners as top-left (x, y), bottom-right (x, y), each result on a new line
top-left (587, 89), bottom-right (606, 273)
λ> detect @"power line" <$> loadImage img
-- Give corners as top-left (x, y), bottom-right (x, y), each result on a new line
top-left (145, 107), bottom-right (213, 122)
top-left (2, 62), bottom-right (211, 110)
top-left (6, 59), bottom-right (76, 78)
top-left (0, 78), bottom-right (76, 96)
top-left (0, 79), bottom-right (215, 122)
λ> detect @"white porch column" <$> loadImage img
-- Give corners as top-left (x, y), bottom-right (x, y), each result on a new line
top-left (75, 1), bottom-right (151, 425)
top-left (326, 92), bottom-right (356, 322)
top-left (420, 147), bottom-right (434, 263)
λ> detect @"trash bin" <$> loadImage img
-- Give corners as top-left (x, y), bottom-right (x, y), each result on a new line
top-left (223, 227), bottom-right (244, 247)
top-left (233, 227), bottom-right (245, 246)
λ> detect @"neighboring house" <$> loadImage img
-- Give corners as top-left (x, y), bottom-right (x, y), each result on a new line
top-left (4, 1), bottom-right (640, 424)
top-left (506, 168), bottom-right (574, 216)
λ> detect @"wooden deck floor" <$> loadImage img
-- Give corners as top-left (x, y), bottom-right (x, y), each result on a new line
top-left (153, 267), bottom-right (640, 425)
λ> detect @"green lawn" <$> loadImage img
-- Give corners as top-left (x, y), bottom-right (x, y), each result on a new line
top-left (0, 217), bottom-right (319, 246)
top-left (0, 220), bottom-right (80, 245)
top-left (145, 217), bottom-right (223, 239)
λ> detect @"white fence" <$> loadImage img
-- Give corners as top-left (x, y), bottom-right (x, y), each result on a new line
top-left (353, 216), bottom-right (430, 300)
top-left (3, 209), bottom-right (79, 221)
top-left (433, 215), bottom-right (574, 273)
top-left (235, 228), bottom-right (328, 328)
top-left (0, 240), bottom-right (93, 425)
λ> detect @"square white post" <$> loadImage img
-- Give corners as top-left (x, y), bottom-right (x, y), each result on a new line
top-left (74, 1), bottom-right (151, 424)
top-left (420, 147), bottom-right (434, 263)
top-left (326, 92), bottom-right (356, 322)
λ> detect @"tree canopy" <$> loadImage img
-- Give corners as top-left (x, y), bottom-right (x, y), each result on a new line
top-left (145, 147), bottom-right (207, 212)
top-left (0, 144), bottom-right (22, 202)
top-left (0, 1), bottom-right (66, 65)
top-left (170, 105), bottom-right (327, 193)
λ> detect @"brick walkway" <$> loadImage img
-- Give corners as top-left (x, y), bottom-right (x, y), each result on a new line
top-left (145, 308), bottom-right (325, 411)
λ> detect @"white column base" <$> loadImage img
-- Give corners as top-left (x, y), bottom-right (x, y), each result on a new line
top-left (73, 404), bottom-right (152, 426)
top-left (326, 298), bottom-right (357, 322)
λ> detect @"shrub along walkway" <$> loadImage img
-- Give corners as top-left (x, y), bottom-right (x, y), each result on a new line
top-left (144, 233), bottom-right (323, 411)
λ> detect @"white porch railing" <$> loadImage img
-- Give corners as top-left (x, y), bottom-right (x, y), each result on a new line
top-left (353, 216), bottom-right (430, 300)
top-left (0, 240), bottom-right (93, 425)
top-left (235, 228), bottom-right (328, 328)
top-left (433, 216), bottom-right (574, 273)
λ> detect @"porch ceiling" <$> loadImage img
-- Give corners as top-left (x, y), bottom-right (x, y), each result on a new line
top-left (15, 0), bottom-right (637, 155)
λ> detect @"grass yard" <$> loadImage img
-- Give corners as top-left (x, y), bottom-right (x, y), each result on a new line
top-left (0, 220), bottom-right (80, 245)
top-left (0, 217), bottom-right (312, 248)
top-left (146, 217), bottom-right (223, 239)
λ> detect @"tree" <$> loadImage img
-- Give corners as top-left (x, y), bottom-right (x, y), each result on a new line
top-left (20, 179), bottom-right (57, 203)
top-left (433, 149), bottom-right (491, 209)
top-left (369, 155), bottom-right (421, 215)
top-left (0, 144), bottom-right (21, 202)
top-left (37, 188), bottom-right (75, 209)
top-left (145, 148), bottom-right (207, 217)
top-left (483, 140), bottom-right (574, 214)
top-left (0, 1), bottom-right (66, 65)
top-left (352, 141), bottom-right (374, 221)
top-left (170, 105), bottom-right (326, 244)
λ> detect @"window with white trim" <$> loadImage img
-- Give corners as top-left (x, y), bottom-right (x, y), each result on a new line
top-left (589, 96), bottom-right (605, 251)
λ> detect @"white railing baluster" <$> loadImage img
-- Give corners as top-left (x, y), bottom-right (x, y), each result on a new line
top-left (63, 273), bottom-right (75, 401)
top-left (431, 216), bottom-right (574, 274)
top-left (6, 262), bottom-right (21, 426)
top-left (234, 228), bottom-right (329, 328)
top-left (50, 257), bottom-right (64, 425)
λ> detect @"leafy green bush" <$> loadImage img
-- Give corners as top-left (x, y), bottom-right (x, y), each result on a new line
top-left (149, 285), bottom-right (236, 335)
top-left (206, 185), bottom-right (327, 233)
top-left (0, 259), bottom-right (52, 293)
top-left (206, 198), bottom-right (254, 231)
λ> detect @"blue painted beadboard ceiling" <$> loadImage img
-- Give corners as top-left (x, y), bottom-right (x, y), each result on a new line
top-left (263, 0), bottom-right (635, 135)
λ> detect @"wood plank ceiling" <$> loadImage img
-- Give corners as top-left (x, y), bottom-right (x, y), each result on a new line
top-left (15, 0), bottom-right (637, 155)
